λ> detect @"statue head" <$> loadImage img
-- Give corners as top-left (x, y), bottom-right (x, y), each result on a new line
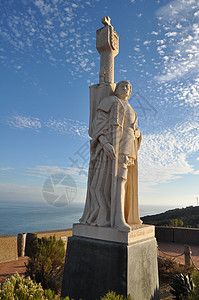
top-left (115, 81), bottom-right (132, 100)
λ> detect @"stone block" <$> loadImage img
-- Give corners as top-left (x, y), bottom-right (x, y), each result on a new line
top-left (0, 235), bottom-right (18, 263)
top-left (62, 228), bottom-right (159, 300)
top-left (73, 223), bottom-right (155, 244)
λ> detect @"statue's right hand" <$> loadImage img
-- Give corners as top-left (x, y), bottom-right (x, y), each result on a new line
top-left (103, 143), bottom-right (116, 160)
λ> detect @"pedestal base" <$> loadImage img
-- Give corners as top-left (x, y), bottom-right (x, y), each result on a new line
top-left (62, 225), bottom-right (159, 300)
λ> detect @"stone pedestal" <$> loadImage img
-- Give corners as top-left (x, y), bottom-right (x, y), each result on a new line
top-left (61, 225), bottom-right (159, 300)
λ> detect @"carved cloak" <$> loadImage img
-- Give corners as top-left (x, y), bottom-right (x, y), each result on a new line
top-left (79, 95), bottom-right (142, 227)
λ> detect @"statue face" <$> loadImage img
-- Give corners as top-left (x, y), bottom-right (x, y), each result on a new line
top-left (116, 82), bottom-right (131, 100)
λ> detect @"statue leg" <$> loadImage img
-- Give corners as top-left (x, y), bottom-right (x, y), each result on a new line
top-left (114, 163), bottom-right (131, 232)
top-left (126, 161), bottom-right (142, 225)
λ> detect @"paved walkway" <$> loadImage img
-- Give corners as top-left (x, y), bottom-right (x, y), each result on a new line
top-left (0, 242), bottom-right (199, 285)
top-left (158, 242), bottom-right (199, 268)
top-left (0, 257), bottom-right (29, 283)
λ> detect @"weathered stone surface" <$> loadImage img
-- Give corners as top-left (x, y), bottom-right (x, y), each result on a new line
top-left (127, 237), bottom-right (159, 300)
top-left (80, 17), bottom-right (143, 233)
top-left (0, 235), bottom-right (18, 263)
top-left (62, 236), bottom-right (126, 300)
top-left (61, 235), bottom-right (159, 300)
top-left (73, 223), bottom-right (155, 244)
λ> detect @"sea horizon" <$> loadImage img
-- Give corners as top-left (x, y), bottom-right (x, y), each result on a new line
top-left (0, 200), bottom-right (184, 236)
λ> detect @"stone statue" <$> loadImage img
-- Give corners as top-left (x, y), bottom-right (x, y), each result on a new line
top-left (79, 17), bottom-right (142, 232)
top-left (62, 18), bottom-right (159, 300)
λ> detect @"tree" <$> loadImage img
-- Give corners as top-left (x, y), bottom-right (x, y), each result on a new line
top-left (169, 219), bottom-right (184, 227)
top-left (25, 235), bottom-right (65, 294)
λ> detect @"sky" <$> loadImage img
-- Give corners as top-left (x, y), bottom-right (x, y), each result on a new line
top-left (0, 0), bottom-right (199, 209)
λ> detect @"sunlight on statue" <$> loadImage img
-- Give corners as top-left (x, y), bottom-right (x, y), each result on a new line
top-left (80, 80), bottom-right (142, 232)
top-left (79, 17), bottom-right (142, 232)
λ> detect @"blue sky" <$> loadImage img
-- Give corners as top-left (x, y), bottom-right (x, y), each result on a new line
top-left (0, 0), bottom-right (198, 208)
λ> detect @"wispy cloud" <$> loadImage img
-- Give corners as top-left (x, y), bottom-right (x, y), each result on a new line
top-left (7, 114), bottom-right (41, 130)
top-left (151, 0), bottom-right (199, 108)
top-left (0, 182), bottom-right (42, 202)
top-left (0, 0), bottom-right (97, 80)
top-left (0, 167), bottom-right (14, 171)
top-left (155, 3), bottom-right (199, 80)
top-left (139, 120), bottom-right (199, 190)
top-left (7, 114), bottom-right (89, 138)
top-left (26, 119), bottom-right (199, 190)
top-left (45, 118), bottom-right (88, 138)
top-left (26, 165), bottom-right (88, 185)
top-left (27, 165), bottom-right (88, 179)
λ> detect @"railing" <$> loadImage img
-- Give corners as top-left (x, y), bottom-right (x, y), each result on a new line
top-left (158, 244), bottom-right (199, 271)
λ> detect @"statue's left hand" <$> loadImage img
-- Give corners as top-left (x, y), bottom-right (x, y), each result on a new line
top-left (135, 129), bottom-right (141, 138)
top-left (103, 143), bottom-right (116, 160)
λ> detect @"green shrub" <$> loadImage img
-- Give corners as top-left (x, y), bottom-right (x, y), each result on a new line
top-left (170, 273), bottom-right (194, 299)
top-left (25, 235), bottom-right (65, 294)
top-left (185, 272), bottom-right (199, 300)
top-left (169, 219), bottom-right (184, 227)
top-left (0, 273), bottom-right (130, 300)
top-left (100, 291), bottom-right (132, 300)
top-left (158, 256), bottom-right (193, 284)
top-left (0, 272), bottom-right (44, 299)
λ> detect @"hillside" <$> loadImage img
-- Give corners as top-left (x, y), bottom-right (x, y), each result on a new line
top-left (141, 206), bottom-right (199, 228)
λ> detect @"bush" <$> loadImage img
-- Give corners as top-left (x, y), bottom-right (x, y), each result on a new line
top-left (185, 272), bottom-right (199, 300)
top-left (25, 235), bottom-right (65, 294)
top-left (158, 256), bottom-right (193, 284)
top-left (0, 272), bottom-right (44, 299)
top-left (100, 291), bottom-right (132, 300)
top-left (0, 273), bottom-right (130, 300)
top-left (170, 273), bottom-right (194, 299)
top-left (169, 219), bottom-right (184, 227)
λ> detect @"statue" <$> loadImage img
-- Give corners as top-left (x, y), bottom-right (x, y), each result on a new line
top-left (62, 18), bottom-right (159, 300)
top-left (79, 17), bottom-right (142, 232)
top-left (80, 80), bottom-right (142, 232)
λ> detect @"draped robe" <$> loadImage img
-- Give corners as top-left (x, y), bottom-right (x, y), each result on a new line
top-left (79, 95), bottom-right (142, 227)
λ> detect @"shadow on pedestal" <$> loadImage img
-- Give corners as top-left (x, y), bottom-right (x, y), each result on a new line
top-left (61, 231), bottom-right (159, 300)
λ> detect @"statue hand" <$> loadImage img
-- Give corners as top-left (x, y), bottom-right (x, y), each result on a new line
top-left (135, 129), bottom-right (141, 138)
top-left (103, 143), bottom-right (116, 160)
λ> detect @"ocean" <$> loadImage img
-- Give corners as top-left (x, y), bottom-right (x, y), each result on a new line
top-left (0, 200), bottom-right (179, 236)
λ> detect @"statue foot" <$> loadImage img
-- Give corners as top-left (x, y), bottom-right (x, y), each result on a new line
top-left (79, 218), bottom-right (86, 225)
top-left (114, 219), bottom-right (131, 232)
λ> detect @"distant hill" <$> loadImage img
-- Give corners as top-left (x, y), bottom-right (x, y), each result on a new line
top-left (141, 206), bottom-right (199, 228)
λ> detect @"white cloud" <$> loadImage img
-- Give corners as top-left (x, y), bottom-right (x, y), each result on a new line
top-left (0, 0), bottom-right (96, 79)
top-left (165, 31), bottom-right (177, 37)
top-left (143, 40), bottom-right (151, 45)
top-left (0, 167), bottom-right (14, 171)
top-left (0, 179), bottom-right (86, 203)
top-left (26, 165), bottom-right (88, 185)
top-left (153, 0), bottom-right (199, 108)
top-left (0, 182), bottom-right (42, 202)
top-left (151, 31), bottom-right (159, 35)
top-left (156, 0), bottom-right (198, 21)
top-left (45, 118), bottom-right (88, 138)
top-left (155, 0), bottom-right (199, 83)
top-left (7, 114), bottom-right (89, 138)
top-left (7, 114), bottom-right (42, 130)
top-left (139, 120), bottom-right (199, 189)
